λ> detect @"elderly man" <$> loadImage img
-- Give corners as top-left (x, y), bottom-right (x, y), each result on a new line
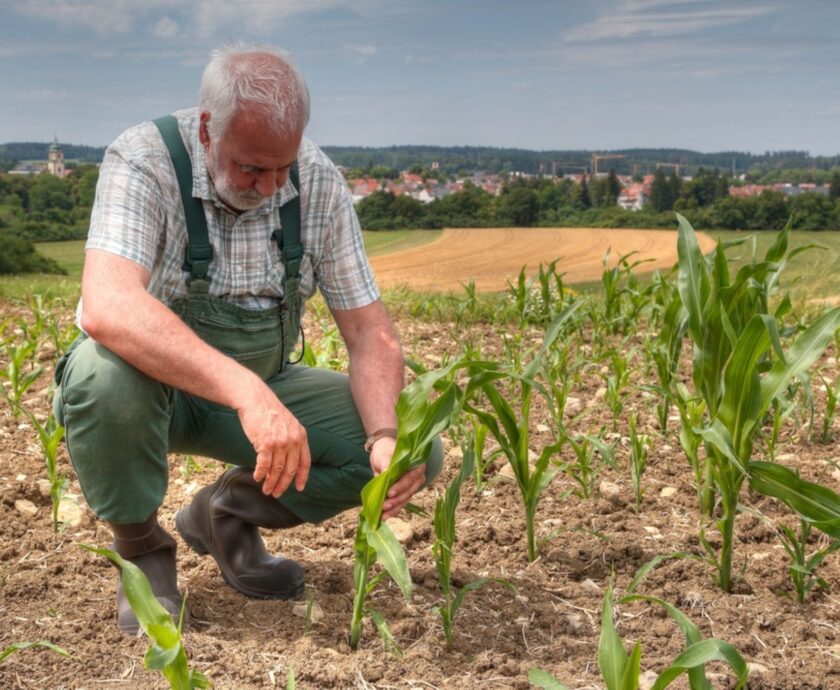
top-left (54, 44), bottom-right (442, 633)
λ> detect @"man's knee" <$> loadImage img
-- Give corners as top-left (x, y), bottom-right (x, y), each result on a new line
top-left (422, 436), bottom-right (445, 487)
top-left (57, 338), bottom-right (170, 424)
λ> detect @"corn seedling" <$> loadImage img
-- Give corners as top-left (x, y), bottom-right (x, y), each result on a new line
top-left (563, 431), bottom-right (613, 500)
top-left (20, 407), bottom-right (67, 532)
top-left (467, 304), bottom-right (580, 561)
top-left (81, 546), bottom-right (210, 689)
top-left (749, 461), bottom-right (840, 603)
top-left (432, 433), bottom-right (514, 649)
top-left (677, 215), bottom-right (840, 591)
top-left (0, 340), bottom-right (45, 415)
top-left (301, 322), bottom-right (346, 371)
top-left (628, 413), bottom-right (650, 513)
top-left (0, 640), bottom-right (73, 664)
top-left (349, 359), bottom-right (496, 650)
top-left (601, 348), bottom-right (631, 431)
top-left (528, 583), bottom-right (749, 689)
top-left (818, 373), bottom-right (840, 443)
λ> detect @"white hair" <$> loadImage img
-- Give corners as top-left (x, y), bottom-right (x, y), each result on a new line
top-left (199, 43), bottom-right (310, 141)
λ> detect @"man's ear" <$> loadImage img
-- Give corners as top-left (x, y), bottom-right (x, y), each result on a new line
top-left (199, 112), bottom-right (211, 146)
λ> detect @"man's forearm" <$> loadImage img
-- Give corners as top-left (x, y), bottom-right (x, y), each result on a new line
top-left (347, 326), bottom-right (404, 437)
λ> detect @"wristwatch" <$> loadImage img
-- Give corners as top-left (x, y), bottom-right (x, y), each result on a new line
top-left (364, 427), bottom-right (397, 453)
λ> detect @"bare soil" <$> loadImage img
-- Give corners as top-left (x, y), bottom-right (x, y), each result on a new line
top-left (369, 228), bottom-right (717, 292)
top-left (3, 302), bottom-right (840, 690)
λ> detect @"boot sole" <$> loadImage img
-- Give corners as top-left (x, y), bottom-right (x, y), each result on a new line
top-left (175, 506), bottom-right (305, 600)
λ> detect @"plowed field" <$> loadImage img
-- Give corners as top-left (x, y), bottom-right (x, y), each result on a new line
top-left (369, 227), bottom-right (717, 292)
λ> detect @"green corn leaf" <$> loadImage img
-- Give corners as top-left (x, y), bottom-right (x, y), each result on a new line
top-left (528, 668), bottom-right (569, 689)
top-left (363, 520), bottom-right (412, 601)
top-left (649, 638), bottom-right (749, 690)
top-left (749, 461), bottom-right (840, 538)
top-left (759, 307), bottom-right (840, 422)
top-left (0, 640), bottom-right (73, 663)
top-left (626, 552), bottom-right (703, 594)
top-left (145, 642), bottom-right (182, 670)
top-left (369, 608), bottom-right (401, 656)
top-left (676, 214), bottom-right (710, 343)
top-left (451, 577), bottom-right (516, 618)
top-left (620, 641), bottom-right (642, 690)
top-left (599, 583), bottom-right (629, 690)
top-left (696, 420), bottom-right (746, 475)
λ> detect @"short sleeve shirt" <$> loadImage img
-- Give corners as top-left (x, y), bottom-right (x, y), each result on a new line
top-left (86, 107), bottom-right (380, 311)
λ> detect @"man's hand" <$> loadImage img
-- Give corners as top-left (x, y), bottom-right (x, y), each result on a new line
top-left (369, 436), bottom-right (426, 520)
top-left (237, 382), bottom-right (311, 498)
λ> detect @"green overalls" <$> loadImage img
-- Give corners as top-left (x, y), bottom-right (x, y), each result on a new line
top-left (54, 116), bottom-right (443, 525)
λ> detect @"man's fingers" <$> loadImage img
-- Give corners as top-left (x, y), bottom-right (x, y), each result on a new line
top-left (387, 466), bottom-right (425, 498)
top-left (295, 445), bottom-right (311, 492)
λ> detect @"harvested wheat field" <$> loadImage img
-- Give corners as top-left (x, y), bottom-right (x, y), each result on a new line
top-left (369, 227), bottom-right (717, 292)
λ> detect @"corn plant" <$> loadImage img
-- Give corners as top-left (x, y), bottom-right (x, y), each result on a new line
top-left (81, 546), bottom-right (209, 689)
top-left (563, 431), bottom-right (613, 500)
top-left (529, 583), bottom-right (749, 689)
top-left (818, 373), bottom-right (840, 443)
top-left (749, 461), bottom-right (840, 603)
top-left (628, 413), bottom-right (650, 513)
top-left (467, 304), bottom-right (580, 561)
top-left (432, 434), bottom-right (513, 649)
top-left (349, 360), bottom-right (497, 650)
top-left (0, 340), bottom-right (45, 415)
top-left (301, 323), bottom-right (347, 371)
top-left (1, 640), bottom-right (72, 664)
top-left (600, 249), bottom-right (652, 335)
top-left (601, 348), bottom-right (632, 431)
top-left (677, 215), bottom-right (840, 591)
top-left (20, 407), bottom-right (67, 532)
top-left (469, 421), bottom-right (498, 492)
top-left (673, 384), bottom-right (708, 514)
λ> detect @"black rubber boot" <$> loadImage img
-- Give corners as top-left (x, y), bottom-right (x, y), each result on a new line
top-left (109, 512), bottom-right (186, 634)
top-left (175, 467), bottom-right (305, 599)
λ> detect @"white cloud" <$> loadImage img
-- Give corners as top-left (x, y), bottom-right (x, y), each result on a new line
top-left (152, 15), bottom-right (180, 39)
top-left (565, 1), bottom-right (779, 42)
top-left (13, 0), bottom-right (181, 34)
top-left (347, 44), bottom-right (377, 57)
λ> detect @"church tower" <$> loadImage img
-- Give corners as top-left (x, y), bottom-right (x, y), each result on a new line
top-left (47, 136), bottom-right (65, 177)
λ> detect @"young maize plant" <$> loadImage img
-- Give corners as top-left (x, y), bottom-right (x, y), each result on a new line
top-left (528, 583), bottom-right (749, 690)
top-left (0, 340), bottom-right (45, 415)
top-left (628, 413), bottom-right (650, 513)
top-left (563, 431), bottom-right (613, 500)
top-left (81, 546), bottom-right (209, 690)
top-left (20, 407), bottom-right (67, 532)
top-left (677, 214), bottom-right (840, 591)
top-left (432, 434), bottom-right (513, 649)
top-left (749, 461), bottom-right (840, 603)
top-left (602, 348), bottom-right (632, 432)
top-left (818, 372), bottom-right (840, 443)
top-left (348, 359), bottom-right (499, 650)
top-left (600, 248), bottom-right (652, 335)
top-left (466, 303), bottom-right (581, 562)
top-left (0, 640), bottom-right (73, 664)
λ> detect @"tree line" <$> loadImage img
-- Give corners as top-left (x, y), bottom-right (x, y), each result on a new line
top-left (357, 168), bottom-right (840, 232)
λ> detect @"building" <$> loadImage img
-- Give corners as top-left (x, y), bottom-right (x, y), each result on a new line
top-left (47, 136), bottom-right (65, 177)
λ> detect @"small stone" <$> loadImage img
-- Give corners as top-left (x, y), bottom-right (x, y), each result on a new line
top-left (57, 495), bottom-right (84, 526)
top-left (499, 463), bottom-right (516, 479)
top-left (751, 552), bottom-right (772, 561)
top-left (386, 517), bottom-right (414, 543)
top-left (449, 446), bottom-right (463, 458)
top-left (564, 397), bottom-right (582, 416)
top-left (36, 479), bottom-right (51, 497)
top-left (536, 423), bottom-right (550, 433)
top-left (747, 662), bottom-right (770, 675)
top-left (776, 453), bottom-right (797, 463)
top-left (643, 526), bottom-right (662, 539)
top-left (668, 415), bottom-right (681, 422)
top-left (184, 482), bottom-right (199, 496)
top-left (829, 357), bottom-right (837, 366)
top-left (565, 613), bottom-right (583, 631)
top-left (16, 473), bottom-right (27, 482)
top-left (660, 444), bottom-right (673, 453)
top-left (15, 499), bottom-right (38, 517)
top-left (660, 487), bottom-right (677, 498)
top-left (599, 480), bottom-right (621, 497)
top-left (594, 387), bottom-right (607, 400)
top-left (639, 670), bottom-right (659, 690)
top-left (581, 578), bottom-right (601, 593)
top-left (292, 601), bottom-right (324, 622)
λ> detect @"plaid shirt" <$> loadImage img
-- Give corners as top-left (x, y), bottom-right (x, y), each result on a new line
top-left (86, 108), bottom-right (379, 311)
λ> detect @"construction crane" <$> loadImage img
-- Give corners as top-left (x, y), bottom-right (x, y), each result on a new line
top-left (655, 162), bottom-right (683, 176)
top-left (591, 154), bottom-right (626, 176)
top-left (551, 160), bottom-right (588, 177)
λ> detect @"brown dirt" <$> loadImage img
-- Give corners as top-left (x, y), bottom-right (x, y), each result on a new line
top-left (3, 302), bottom-right (840, 690)
top-left (369, 227), bottom-right (717, 292)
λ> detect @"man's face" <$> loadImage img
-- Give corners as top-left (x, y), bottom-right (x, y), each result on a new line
top-left (200, 108), bottom-right (302, 213)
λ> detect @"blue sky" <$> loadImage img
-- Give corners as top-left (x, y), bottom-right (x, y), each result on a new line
top-left (1, 0), bottom-right (839, 155)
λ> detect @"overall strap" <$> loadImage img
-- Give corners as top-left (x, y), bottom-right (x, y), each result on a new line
top-left (278, 164), bottom-right (302, 280)
top-left (153, 115), bottom-right (213, 282)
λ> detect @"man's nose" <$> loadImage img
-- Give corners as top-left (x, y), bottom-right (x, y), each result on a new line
top-left (254, 172), bottom-right (279, 198)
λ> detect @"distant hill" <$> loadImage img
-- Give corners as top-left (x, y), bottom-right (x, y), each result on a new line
top-left (0, 142), bottom-right (106, 165)
top-left (2, 141), bottom-right (839, 177)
